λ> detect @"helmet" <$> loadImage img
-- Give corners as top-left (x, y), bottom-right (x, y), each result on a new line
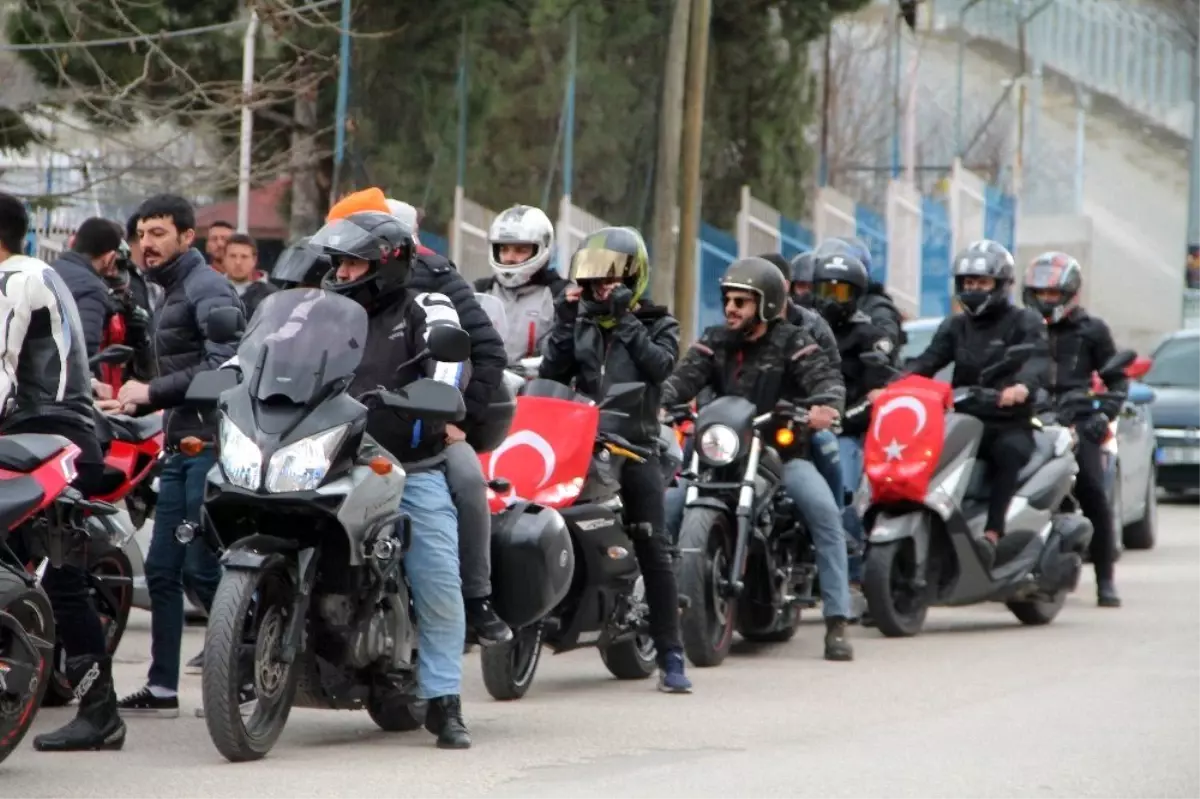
top-left (568, 226), bottom-right (650, 326)
top-left (1023, 251), bottom-right (1082, 324)
top-left (811, 252), bottom-right (869, 326)
top-left (270, 236), bottom-right (332, 289)
top-left (488, 205), bottom-right (554, 289)
top-left (720, 257), bottom-right (786, 323)
top-left (789, 251), bottom-right (815, 285)
top-left (952, 239), bottom-right (1015, 317)
top-left (754, 253), bottom-right (793, 319)
top-left (313, 211), bottom-right (415, 308)
top-left (813, 236), bottom-right (872, 273)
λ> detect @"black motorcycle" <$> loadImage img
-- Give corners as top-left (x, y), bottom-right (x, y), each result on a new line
top-left (668, 393), bottom-right (841, 667)
top-left (181, 290), bottom-right (560, 762)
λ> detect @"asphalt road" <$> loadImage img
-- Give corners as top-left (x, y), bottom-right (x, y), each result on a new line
top-left (4, 501), bottom-right (1198, 798)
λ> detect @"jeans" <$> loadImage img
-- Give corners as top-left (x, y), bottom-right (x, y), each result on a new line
top-left (400, 470), bottom-right (466, 699)
top-left (838, 435), bottom-right (866, 583)
top-left (664, 458), bottom-right (851, 619)
top-left (145, 450), bottom-right (220, 691)
top-left (810, 431), bottom-right (843, 506)
top-left (619, 455), bottom-right (682, 658)
top-left (443, 441), bottom-right (491, 599)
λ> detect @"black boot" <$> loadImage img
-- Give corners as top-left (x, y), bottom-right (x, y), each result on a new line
top-left (466, 598), bottom-right (512, 646)
top-left (1097, 578), bottom-right (1122, 608)
top-left (824, 617), bottom-right (854, 662)
top-left (423, 695), bottom-right (471, 749)
top-left (34, 655), bottom-right (126, 752)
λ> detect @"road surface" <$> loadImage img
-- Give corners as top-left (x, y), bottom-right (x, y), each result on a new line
top-left (5, 501), bottom-right (1198, 798)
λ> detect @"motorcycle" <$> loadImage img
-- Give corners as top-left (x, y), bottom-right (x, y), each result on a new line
top-left (182, 290), bottom-right (560, 762)
top-left (666, 393), bottom-right (843, 668)
top-left (477, 379), bottom-right (674, 701)
top-left (859, 344), bottom-right (1119, 637)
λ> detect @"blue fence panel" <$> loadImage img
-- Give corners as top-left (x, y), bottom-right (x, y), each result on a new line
top-left (696, 222), bottom-right (737, 333)
top-left (983, 187), bottom-right (1016, 254)
top-left (778, 215), bottom-right (814, 261)
top-left (920, 196), bottom-right (953, 318)
top-left (422, 231), bottom-right (450, 258)
top-left (855, 204), bottom-right (888, 286)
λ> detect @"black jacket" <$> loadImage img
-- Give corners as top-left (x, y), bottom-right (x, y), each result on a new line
top-left (831, 311), bottom-right (894, 434)
top-left (144, 249), bottom-right (244, 443)
top-left (540, 300), bottom-right (679, 445)
top-left (49, 250), bottom-right (116, 359)
top-left (1046, 307), bottom-right (1127, 420)
top-left (347, 287), bottom-right (471, 469)
top-left (236, 279), bottom-right (278, 323)
top-left (407, 252), bottom-right (506, 432)
top-left (908, 303), bottom-right (1050, 423)
top-left (860, 283), bottom-right (906, 359)
top-left (785, 300), bottom-right (841, 366)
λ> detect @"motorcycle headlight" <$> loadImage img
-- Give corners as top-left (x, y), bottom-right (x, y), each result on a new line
top-left (698, 424), bottom-right (739, 466)
top-left (219, 416), bottom-right (262, 491)
top-left (264, 424), bottom-right (350, 493)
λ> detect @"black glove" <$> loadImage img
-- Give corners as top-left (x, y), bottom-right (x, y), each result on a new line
top-left (1078, 413), bottom-right (1110, 444)
top-left (608, 284), bottom-right (634, 317)
top-left (554, 287), bottom-right (579, 323)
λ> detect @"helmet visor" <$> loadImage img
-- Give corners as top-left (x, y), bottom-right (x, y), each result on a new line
top-left (814, 281), bottom-right (855, 303)
top-left (569, 247), bottom-right (634, 283)
top-left (309, 218), bottom-right (382, 261)
top-left (1024, 263), bottom-right (1066, 289)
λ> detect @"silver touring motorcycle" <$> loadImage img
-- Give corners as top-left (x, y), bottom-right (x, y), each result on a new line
top-left (182, 289), bottom-right (567, 762)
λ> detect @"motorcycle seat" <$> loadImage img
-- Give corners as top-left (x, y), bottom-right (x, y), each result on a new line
top-left (0, 434), bottom-right (73, 472)
top-left (107, 414), bottom-right (163, 443)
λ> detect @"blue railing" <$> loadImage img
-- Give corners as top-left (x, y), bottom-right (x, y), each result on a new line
top-left (983, 186), bottom-right (1016, 253)
top-left (855, 205), bottom-right (889, 286)
top-left (422, 230), bottom-right (450, 258)
top-left (921, 197), bottom-right (953, 317)
top-left (696, 223), bottom-right (738, 332)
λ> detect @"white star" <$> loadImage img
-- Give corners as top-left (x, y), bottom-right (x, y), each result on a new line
top-left (883, 438), bottom-right (907, 461)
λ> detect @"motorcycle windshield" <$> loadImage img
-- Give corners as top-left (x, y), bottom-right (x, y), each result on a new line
top-left (237, 289), bottom-right (369, 404)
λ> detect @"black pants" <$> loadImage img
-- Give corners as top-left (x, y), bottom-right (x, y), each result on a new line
top-left (618, 454), bottom-right (683, 657)
top-left (5, 417), bottom-right (109, 660)
top-left (978, 425), bottom-right (1035, 536)
top-left (1074, 435), bottom-right (1116, 581)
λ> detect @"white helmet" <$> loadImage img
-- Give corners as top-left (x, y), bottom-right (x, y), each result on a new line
top-left (385, 198), bottom-right (421, 245)
top-left (487, 205), bottom-right (554, 289)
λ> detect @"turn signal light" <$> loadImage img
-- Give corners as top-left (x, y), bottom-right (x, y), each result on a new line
top-left (775, 428), bottom-right (795, 447)
top-left (368, 456), bottom-right (393, 475)
top-left (180, 437), bottom-right (205, 456)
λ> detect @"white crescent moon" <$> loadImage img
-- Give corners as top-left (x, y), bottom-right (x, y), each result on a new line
top-left (872, 395), bottom-right (928, 441)
top-left (488, 429), bottom-right (557, 488)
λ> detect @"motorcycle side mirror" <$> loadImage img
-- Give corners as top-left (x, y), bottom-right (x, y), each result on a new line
top-left (1128, 383), bottom-right (1156, 405)
top-left (184, 368), bottom-right (240, 409)
top-left (599, 381), bottom-right (645, 411)
top-left (1125, 355), bottom-right (1153, 380)
top-left (89, 344), bottom-right (134, 369)
top-left (205, 306), bottom-right (245, 345)
top-left (426, 325), bottom-right (472, 363)
top-left (1098, 349), bottom-right (1137, 382)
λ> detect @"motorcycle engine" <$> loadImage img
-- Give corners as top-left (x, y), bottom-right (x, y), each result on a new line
top-left (346, 592), bottom-right (416, 670)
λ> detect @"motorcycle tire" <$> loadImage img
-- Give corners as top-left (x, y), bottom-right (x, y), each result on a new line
top-left (1006, 591), bottom-right (1067, 625)
top-left (675, 507), bottom-right (736, 667)
top-left (862, 540), bottom-right (929, 638)
top-left (480, 623), bottom-right (543, 701)
top-left (366, 690), bottom-right (425, 732)
top-left (0, 572), bottom-right (55, 764)
top-left (598, 635), bottom-right (656, 680)
top-left (201, 568), bottom-right (298, 763)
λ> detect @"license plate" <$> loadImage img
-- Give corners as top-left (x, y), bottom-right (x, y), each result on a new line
top-left (1157, 445), bottom-right (1200, 465)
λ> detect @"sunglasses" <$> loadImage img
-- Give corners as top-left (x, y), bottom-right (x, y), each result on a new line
top-left (724, 295), bottom-right (754, 309)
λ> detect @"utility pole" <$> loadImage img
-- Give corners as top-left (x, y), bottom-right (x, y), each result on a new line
top-left (328, 0), bottom-right (352, 207)
top-left (650, 0), bottom-right (691, 306)
top-left (673, 0), bottom-right (712, 345)
top-left (236, 10), bottom-right (260, 234)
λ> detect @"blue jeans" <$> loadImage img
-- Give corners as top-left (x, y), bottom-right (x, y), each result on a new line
top-left (401, 470), bottom-right (465, 699)
top-left (838, 435), bottom-right (866, 583)
top-left (146, 451), bottom-right (221, 691)
top-left (810, 431), bottom-right (843, 507)
top-left (664, 458), bottom-right (851, 619)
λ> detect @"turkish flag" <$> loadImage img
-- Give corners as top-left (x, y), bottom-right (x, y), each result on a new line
top-left (478, 395), bottom-right (600, 510)
top-left (863, 374), bottom-right (953, 504)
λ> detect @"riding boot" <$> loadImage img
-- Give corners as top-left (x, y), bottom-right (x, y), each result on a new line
top-left (33, 655), bottom-right (126, 752)
top-left (424, 695), bottom-right (471, 749)
top-left (823, 617), bottom-right (854, 661)
top-left (1097, 578), bottom-right (1122, 608)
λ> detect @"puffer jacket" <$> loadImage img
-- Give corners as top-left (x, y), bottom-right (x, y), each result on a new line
top-left (145, 248), bottom-right (244, 444)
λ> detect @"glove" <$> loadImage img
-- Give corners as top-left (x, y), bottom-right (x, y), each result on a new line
top-left (608, 284), bottom-right (634, 317)
top-left (554, 290), bottom-right (579, 323)
top-left (1078, 413), bottom-right (1110, 444)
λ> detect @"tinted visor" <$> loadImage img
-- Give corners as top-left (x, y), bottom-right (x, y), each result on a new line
top-left (814, 281), bottom-right (855, 303)
top-left (309, 218), bottom-right (383, 261)
top-left (569, 247), bottom-right (633, 283)
top-left (1024, 263), bottom-right (1065, 289)
top-left (271, 245), bottom-right (327, 285)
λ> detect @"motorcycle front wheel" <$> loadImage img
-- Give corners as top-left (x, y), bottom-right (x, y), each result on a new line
top-left (862, 540), bottom-right (930, 637)
top-left (0, 571), bottom-right (54, 764)
top-left (201, 567), bottom-right (298, 763)
top-left (676, 507), bottom-right (736, 667)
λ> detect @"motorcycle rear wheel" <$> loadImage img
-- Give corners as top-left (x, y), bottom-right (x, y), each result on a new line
top-left (480, 623), bottom-right (543, 700)
top-left (676, 507), bottom-right (736, 667)
top-left (0, 572), bottom-right (54, 765)
top-left (202, 567), bottom-right (298, 763)
top-left (1006, 592), bottom-right (1067, 626)
top-left (862, 540), bottom-right (929, 638)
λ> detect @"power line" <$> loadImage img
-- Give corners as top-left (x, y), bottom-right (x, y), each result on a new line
top-left (0, 0), bottom-right (339, 52)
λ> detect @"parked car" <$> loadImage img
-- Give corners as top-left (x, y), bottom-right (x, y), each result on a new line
top-left (900, 317), bottom-right (1158, 551)
top-left (1135, 329), bottom-right (1200, 500)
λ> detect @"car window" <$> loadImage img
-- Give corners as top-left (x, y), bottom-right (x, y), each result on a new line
top-left (902, 326), bottom-right (937, 361)
top-left (1145, 336), bottom-right (1200, 389)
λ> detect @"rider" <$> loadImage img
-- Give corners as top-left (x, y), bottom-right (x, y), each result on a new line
top-left (660, 257), bottom-right (855, 661)
top-left (539, 226), bottom-right (693, 694)
top-left (812, 237), bottom-right (905, 358)
top-left (788, 250), bottom-right (816, 308)
top-left (809, 252), bottom-right (894, 588)
top-left (0, 192), bottom-right (126, 752)
top-left (474, 204), bottom-right (567, 365)
top-left (313, 209), bottom-right (474, 749)
top-left (906, 240), bottom-right (1050, 567)
top-left (1023, 252), bottom-right (1124, 607)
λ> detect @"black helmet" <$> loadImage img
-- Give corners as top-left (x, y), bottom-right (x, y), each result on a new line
top-left (313, 211), bottom-right (415, 308)
top-left (1022, 251), bottom-right (1082, 324)
top-left (270, 236), bottom-right (332, 289)
top-left (952, 239), bottom-right (1015, 317)
top-left (811, 252), bottom-right (869, 326)
top-left (813, 236), bottom-right (872, 273)
top-left (789, 251), bottom-right (815, 285)
top-left (720, 257), bottom-right (786, 323)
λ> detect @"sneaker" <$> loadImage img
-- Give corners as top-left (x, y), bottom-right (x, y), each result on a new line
top-left (117, 686), bottom-right (179, 718)
top-left (657, 649), bottom-right (693, 694)
top-left (183, 652), bottom-right (204, 675)
top-left (465, 598), bottom-right (513, 646)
